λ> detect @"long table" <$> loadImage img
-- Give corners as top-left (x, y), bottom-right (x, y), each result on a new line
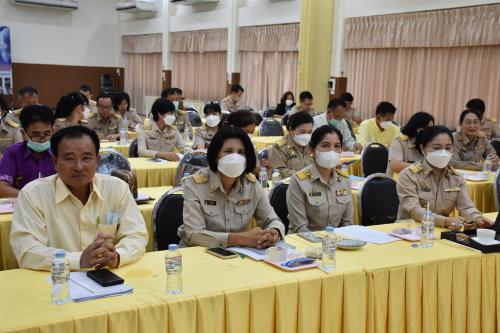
top-left (1, 218), bottom-right (499, 333)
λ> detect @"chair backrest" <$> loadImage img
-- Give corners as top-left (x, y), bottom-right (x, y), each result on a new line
top-left (491, 140), bottom-right (500, 156)
top-left (362, 143), bottom-right (388, 177)
top-left (259, 118), bottom-right (284, 137)
top-left (263, 108), bottom-right (276, 118)
top-left (128, 138), bottom-right (138, 158)
top-left (268, 182), bottom-right (290, 234)
top-left (97, 149), bottom-right (131, 174)
top-left (153, 187), bottom-right (184, 250)
top-left (358, 173), bottom-right (399, 226)
top-left (253, 112), bottom-right (263, 126)
top-left (281, 113), bottom-right (289, 126)
top-left (187, 111), bottom-right (202, 127)
top-left (494, 168), bottom-right (500, 212)
top-left (173, 152), bottom-right (208, 186)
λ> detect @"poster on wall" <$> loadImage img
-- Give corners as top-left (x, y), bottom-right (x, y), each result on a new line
top-left (0, 26), bottom-right (13, 95)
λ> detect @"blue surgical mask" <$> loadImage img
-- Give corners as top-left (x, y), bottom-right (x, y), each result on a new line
top-left (173, 101), bottom-right (180, 109)
top-left (27, 140), bottom-right (51, 153)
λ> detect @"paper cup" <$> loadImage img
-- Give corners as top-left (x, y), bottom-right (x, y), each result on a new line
top-left (266, 246), bottom-right (288, 262)
top-left (477, 228), bottom-right (496, 241)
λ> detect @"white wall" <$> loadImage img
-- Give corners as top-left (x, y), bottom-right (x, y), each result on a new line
top-left (0, 0), bottom-right (121, 67)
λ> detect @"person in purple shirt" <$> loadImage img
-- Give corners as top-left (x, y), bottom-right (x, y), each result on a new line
top-left (0, 104), bottom-right (56, 197)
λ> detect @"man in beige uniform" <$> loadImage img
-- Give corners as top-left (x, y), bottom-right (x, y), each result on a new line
top-left (137, 118), bottom-right (185, 159)
top-left (287, 164), bottom-right (353, 232)
top-left (451, 131), bottom-right (497, 171)
top-left (0, 117), bottom-right (22, 157)
top-left (220, 84), bottom-right (244, 113)
top-left (53, 118), bottom-right (88, 133)
top-left (387, 134), bottom-right (423, 176)
top-left (10, 86), bottom-right (40, 124)
top-left (396, 159), bottom-right (483, 228)
top-left (290, 91), bottom-right (315, 116)
top-left (178, 167), bottom-right (285, 247)
top-left (87, 95), bottom-right (122, 140)
top-left (268, 135), bottom-right (313, 178)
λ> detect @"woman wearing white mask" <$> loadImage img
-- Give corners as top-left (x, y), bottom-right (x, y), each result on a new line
top-left (397, 126), bottom-right (492, 228)
top-left (179, 126), bottom-right (285, 248)
top-left (287, 125), bottom-right (353, 232)
top-left (268, 112), bottom-right (314, 178)
top-left (137, 98), bottom-right (185, 161)
top-left (274, 91), bottom-right (296, 117)
top-left (193, 103), bottom-right (222, 150)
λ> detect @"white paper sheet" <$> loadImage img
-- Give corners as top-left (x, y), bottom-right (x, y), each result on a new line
top-left (68, 272), bottom-right (133, 302)
top-left (334, 225), bottom-right (400, 244)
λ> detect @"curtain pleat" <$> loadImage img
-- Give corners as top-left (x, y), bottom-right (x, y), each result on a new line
top-left (170, 29), bottom-right (227, 52)
top-left (122, 34), bottom-right (162, 54)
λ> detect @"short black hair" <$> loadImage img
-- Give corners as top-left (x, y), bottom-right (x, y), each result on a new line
top-left (309, 125), bottom-right (343, 149)
top-left (0, 95), bottom-right (9, 113)
top-left (19, 104), bottom-right (55, 130)
top-left (401, 111), bottom-right (435, 138)
top-left (207, 126), bottom-right (256, 174)
top-left (96, 94), bottom-right (113, 105)
top-left (340, 92), bottom-right (354, 102)
top-left (375, 101), bottom-right (396, 116)
top-left (151, 98), bottom-right (175, 121)
top-left (79, 85), bottom-right (92, 93)
top-left (55, 92), bottom-right (86, 118)
top-left (416, 125), bottom-right (453, 154)
top-left (230, 84), bottom-right (244, 93)
top-left (51, 126), bottom-right (100, 157)
top-left (18, 86), bottom-right (38, 97)
top-left (465, 98), bottom-right (486, 115)
top-left (288, 111), bottom-right (313, 131)
top-left (459, 109), bottom-right (481, 124)
top-left (225, 110), bottom-right (256, 128)
top-left (174, 88), bottom-right (183, 96)
top-left (203, 103), bottom-right (221, 115)
top-left (161, 88), bottom-right (178, 98)
top-left (113, 92), bottom-right (130, 111)
top-left (299, 91), bottom-right (313, 102)
top-left (327, 98), bottom-right (347, 111)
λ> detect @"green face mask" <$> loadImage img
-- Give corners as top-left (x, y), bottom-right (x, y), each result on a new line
top-left (329, 119), bottom-right (340, 128)
top-left (173, 101), bottom-right (180, 109)
top-left (27, 140), bottom-right (51, 153)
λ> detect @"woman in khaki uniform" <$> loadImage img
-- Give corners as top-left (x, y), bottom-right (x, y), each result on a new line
top-left (178, 126), bottom-right (285, 248)
top-left (287, 125), bottom-right (353, 233)
top-left (451, 109), bottom-right (499, 171)
top-left (113, 92), bottom-right (142, 130)
top-left (388, 112), bottom-right (434, 176)
top-left (53, 92), bottom-right (88, 133)
top-left (193, 103), bottom-right (221, 150)
top-left (397, 125), bottom-right (492, 228)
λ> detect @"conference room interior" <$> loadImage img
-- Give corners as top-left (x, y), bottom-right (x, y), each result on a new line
top-left (1, 0), bottom-right (500, 332)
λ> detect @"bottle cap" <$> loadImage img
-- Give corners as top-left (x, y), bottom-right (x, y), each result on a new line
top-left (168, 244), bottom-right (178, 251)
top-left (54, 249), bottom-right (66, 258)
top-left (325, 226), bottom-right (334, 233)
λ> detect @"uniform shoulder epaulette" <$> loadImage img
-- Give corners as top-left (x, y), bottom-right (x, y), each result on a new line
top-left (192, 172), bottom-right (209, 184)
top-left (296, 169), bottom-right (311, 180)
top-left (245, 173), bottom-right (256, 183)
top-left (177, 110), bottom-right (187, 116)
top-left (143, 118), bottom-right (152, 130)
top-left (276, 137), bottom-right (287, 147)
top-left (409, 163), bottom-right (423, 174)
top-left (400, 134), bottom-right (409, 141)
top-left (336, 167), bottom-right (349, 178)
top-left (6, 119), bottom-right (19, 128)
top-left (56, 118), bottom-right (66, 122)
top-left (87, 112), bottom-right (97, 119)
top-left (449, 166), bottom-right (459, 176)
top-left (487, 117), bottom-right (497, 122)
top-left (89, 100), bottom-right (97, 107)
top-left (80, 119), bottom-right (88, 124)
top-left (13, 109), bottom-right (22, 116)
top-left (112, 113), bottom-right (122, 120)
top-left (477, 131), bottom-right (485, 138)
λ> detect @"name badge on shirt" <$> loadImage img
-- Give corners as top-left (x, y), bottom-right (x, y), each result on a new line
top-left (336, 189), bottom-right (348, 196)
top-left (309, 192), bottom-right (322, 197)
top-left (204, 200), bottom-right (217, 206)
top-left (236, 199), bottom-right (251, 206)
top-left (444, 187), bottom-right (460, 192)
top-left (419, 185), bottom-right (431, 192)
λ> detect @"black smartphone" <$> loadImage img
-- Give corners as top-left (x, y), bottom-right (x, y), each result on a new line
top-left (87, 269), bottom-right (124, 287)
top-left (205, 247), bottom-right (238, 259)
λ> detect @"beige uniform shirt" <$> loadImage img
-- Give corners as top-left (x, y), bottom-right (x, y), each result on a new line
top-left (193, 125), bottom-right (218, 149)
top-left (10, 174), bottom-right (148, 271)
top-left (287, 163), bottom-right (353, 233)
top-left (53, 118), bottom-right (88, 133)
top-left (268, 134), bottom-right (313, 178)
top-left (7, 109), bottom-right (21, 125)
top-left (220, 96), bottom-right (240, 113)
top-left (174, 110), bottom-right (192, 138)
top-left (480, 117), bottom-right (499, 140)
top-left (396, 159), bottom-right (482, 227)
top-left (0, 117), bottom-right (22, 156)
top-left (387, 135), bottom-right (423, 175)
top-left (119, 108), bottom-right (143, 130)
top-left (290, 105), bottom-right (315, 116)
top-left (87, 112), bottom-right (122, 137)
top-left (451, 131), bottom-right (496, 171)
top-left (178, 168), bottom-right (285, 247)
top-left (137, 120), bottom-right (185, 158)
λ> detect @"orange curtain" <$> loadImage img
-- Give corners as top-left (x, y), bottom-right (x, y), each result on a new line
top-left (122, 34), bottom-right (163, 116)
top-left (170, 29), bottom-right (227, 102)
top-left (345, 4), bottom-right (500, 127)
top-left (239, 24), bottom-right (299, 111)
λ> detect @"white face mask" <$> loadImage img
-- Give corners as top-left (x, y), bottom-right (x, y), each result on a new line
top-left (315, 150), bottom-right (341, 169)
top-left (206, 115), bottom-right (221, 128)
top-left (379, 121), bottom-right (393, 130)
top-left (163, 114), bottom-right (176, 126)
top-left (217, 153), bottom-right (246, 178)
top-left (293, 133), bottom-right (311, 147)
top-left (425, 149), bottom-right (452, 169)
top-left (285, 99), bottom-right (294, 106)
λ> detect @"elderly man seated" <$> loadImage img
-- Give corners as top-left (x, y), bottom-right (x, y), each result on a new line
top-left (10, 126), bottom-right (148, 271)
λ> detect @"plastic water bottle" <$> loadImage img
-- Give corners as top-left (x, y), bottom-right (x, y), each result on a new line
top-left (271, 168), bottom-right (281, 185)
top-left (321, 226), bottom-right (337, 271)
top-left (119, 118), bottom-right (128, 145)
top-left (484, 156), bottom-right (493, 174)
top-left (51, 249), bottom-right (70, 305)
top-left (165, 244), bottom-right (182, 295)
top-left (259, 167), bottom-right (269, 188)
top-left (420, 209), bottom-right (435, 248)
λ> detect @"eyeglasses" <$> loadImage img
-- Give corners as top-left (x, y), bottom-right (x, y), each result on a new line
top-left (26, 133), bottom-right (51, 143)
top-left (98, 105), bottom-right (113, 111)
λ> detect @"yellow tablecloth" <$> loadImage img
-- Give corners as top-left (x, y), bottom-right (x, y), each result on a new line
top-left (100, 141), bottom-right (131, 157)
top-left (129, 158), bottom-right (179, 187)
top-left (252, 136), bottom-right (283, 151)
